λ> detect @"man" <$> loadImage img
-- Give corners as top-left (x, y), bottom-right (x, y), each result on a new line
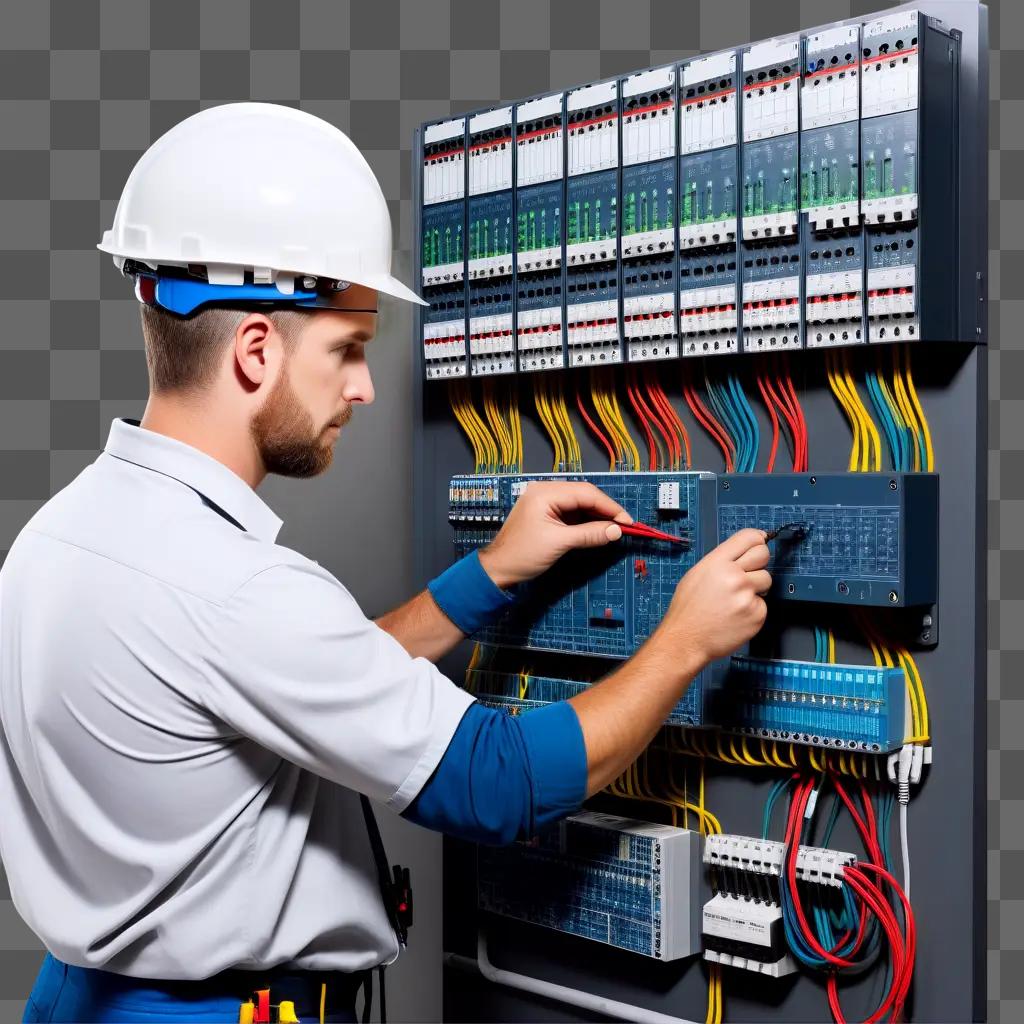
top-left (0, 103), bottom-right (770, 1023)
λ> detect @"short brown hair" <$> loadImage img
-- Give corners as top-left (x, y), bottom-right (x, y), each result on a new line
top-left (139, 304), bottom-right (308, 394)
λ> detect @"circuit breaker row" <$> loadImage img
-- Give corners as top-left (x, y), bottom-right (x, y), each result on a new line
top-left (418, 9), bottom-right (962, 381)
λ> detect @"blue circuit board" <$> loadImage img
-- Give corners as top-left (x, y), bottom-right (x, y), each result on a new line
top-left (716, 472), bottom-right (938, 606)
top-left (710, 656), bottom-right (907, 752)
top-left (450, 473), bottom-right (717, 659)
top-left (478, 811), bottom-right (697, 960)
top-left (470, 667), bottom-right (702, 728)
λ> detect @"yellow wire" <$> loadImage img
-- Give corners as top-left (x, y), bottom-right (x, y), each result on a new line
top-left (827, 351), bottom-right (863, 471)
top-left (827, 630), bottom-right (836, 664)
top-left (890, 347), bottom-right (922, 471)
top-left (463, 384), bottom-right (499, 472)
top-left (607, 378), bottom-right (642, 470)
top-left (592, 374), bottom-right (625, 468)
top-left (508, 384), bottom-right (524, 472)
top-left (552, 377), bottom-right (582, 471)
top-left (545, 376), bottom-right (571, 471)
top-left (534, 376), bottom-right (564, 471)
top-left (841, 350), bottom-right (882, 470)
top-left (450, 384), bottom-right (485, 472)
top-left (903, 347), bottom-right (934, 471)
top-left (483, 381), bottom-right (511, 471)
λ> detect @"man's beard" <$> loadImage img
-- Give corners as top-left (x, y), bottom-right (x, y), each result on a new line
top-left (250, 363), bottom-right (351, 478)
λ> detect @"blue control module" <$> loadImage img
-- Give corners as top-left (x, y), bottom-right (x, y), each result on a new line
top-left (449, 472), bottom-right (718, 658)
top-left (711, 656), bottom-right (907, 753)
top-left (716, 473), bottom-right (938, 607)
top-left (478, 810), bottom-right (700, 961)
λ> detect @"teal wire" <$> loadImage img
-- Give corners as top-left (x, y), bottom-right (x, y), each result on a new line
top-left (706, 377), bottom-right (745, 472)
top-left (865, 371), bottom-right (901, 471)
top-left (729, 373), bottom-right (760, 472)
top-left (762, 777), bottom-right (791, 840)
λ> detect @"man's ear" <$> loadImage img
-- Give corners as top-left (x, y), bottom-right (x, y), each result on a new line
top-left (234, 313), bottom-right (275, 387)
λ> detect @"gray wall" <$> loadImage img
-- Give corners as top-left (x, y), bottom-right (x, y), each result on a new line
top-left (0, 0), bottom-right (1018, 1021)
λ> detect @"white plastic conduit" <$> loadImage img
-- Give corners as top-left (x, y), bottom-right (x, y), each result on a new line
top-left (443, 930), bottom-right (701, 1024)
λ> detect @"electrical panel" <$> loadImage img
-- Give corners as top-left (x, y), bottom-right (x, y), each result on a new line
top-left (421, 118), bottom-right (467, 380)
top-left (478, 811), bottom-right (700, 961)
top-left (716, 472), bottom-right (938, 607)
top-left (710, 655), bottom-right (907, 753)
top-left (515, 92), bottom-right (566, 373)
top-left (418, 5), bottom-right (986, 1021)
top-left (416, 10), bottom-right (969, 382)
top-left (802, 24), bottom-right (865, 349)
top-left (622, 66), bottom-right (678, 363)
top-left (467, 108), bottom-right (514, 378)
top-left (679, 50), bottom-right (739, 357)
top-left (448, 472), bottom-right (717, 658)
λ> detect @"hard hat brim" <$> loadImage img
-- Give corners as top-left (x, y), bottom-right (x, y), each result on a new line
top-left (361, 272), bottom-right (430, 308)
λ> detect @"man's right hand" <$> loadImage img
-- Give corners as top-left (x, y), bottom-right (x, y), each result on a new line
top-left (658, 528), bottom-right (771, 662)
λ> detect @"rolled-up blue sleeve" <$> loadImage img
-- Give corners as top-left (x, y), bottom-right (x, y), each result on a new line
top-left (402, 700), bottom-right (587, 845)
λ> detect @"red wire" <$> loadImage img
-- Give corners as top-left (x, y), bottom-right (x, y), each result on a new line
top-left (576, 385), bottom-right (616, 469)
top-left (626, 375), bottom-right (658, 470)
top-left (783, 778), bottom-right (861, 968)
top-left (782, 368), bottom-right (806, 468)
top-left (773, 367), bottom-right (805, 472)
top-left (641, 371), bottom-right (680, 469)
top-left (756, 371), bottom-right (781, 472)
top-left (650, 376), bottom-right (692, 469)
top-left (779, 356), bottom-right (809, 470)
top-left (851, 862), bottom-right (918, 1019)
top-left (763, 373), bottom-right (800, 471)
top-left (683, 373), bottom-right (736, 472)
top-left (634, 375), bottom-right (675, 469)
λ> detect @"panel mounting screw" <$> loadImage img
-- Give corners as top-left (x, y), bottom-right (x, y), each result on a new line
top-left (889, 479), bottom-right (898, 490)
top-left (888, 591), bottom-right (899, 603)
top-left (722, 480), bottom-right (730, 490)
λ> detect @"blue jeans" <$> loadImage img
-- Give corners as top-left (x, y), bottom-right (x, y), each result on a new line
top-left (24, 952), bottom-right (362, 1023)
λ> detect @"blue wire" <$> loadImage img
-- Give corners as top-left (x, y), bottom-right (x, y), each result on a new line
top-left (706, 378), bottom-right (745, 472)
top-left (728, 373), bottom-right (760, 472)
top-left (865, 371), bottom-right (901, 471)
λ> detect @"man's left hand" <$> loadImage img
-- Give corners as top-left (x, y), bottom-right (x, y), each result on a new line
top-left (477, 481), bottom-right (633, 589)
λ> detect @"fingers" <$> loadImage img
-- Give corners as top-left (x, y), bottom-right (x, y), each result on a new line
top-left (747, 569), bottom-right (773, 596)
top-left (736, 542), bottom-right (771, 572)
top-left (562, 521), bottom-right (623, 549)
top-left (716, 527), bottom-right (769, 561)
top-left (532, 481), bottom-right (633, 525)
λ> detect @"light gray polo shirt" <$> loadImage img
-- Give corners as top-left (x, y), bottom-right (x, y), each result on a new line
top-left (0, 418), bottom-right (474, 979)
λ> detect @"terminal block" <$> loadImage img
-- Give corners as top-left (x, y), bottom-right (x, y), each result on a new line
top-left (479, 811), bottom-right (700, 961)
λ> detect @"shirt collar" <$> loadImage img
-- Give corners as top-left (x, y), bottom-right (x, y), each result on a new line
top-left (104, 418), bottom-right (284, 543)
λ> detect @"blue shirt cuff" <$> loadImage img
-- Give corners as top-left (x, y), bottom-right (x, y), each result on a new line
top-left (427, 548), bottom-right (516, 636)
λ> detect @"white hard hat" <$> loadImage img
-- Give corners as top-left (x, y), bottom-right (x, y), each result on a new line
top-left (98, 102), bottom-right (428, 312)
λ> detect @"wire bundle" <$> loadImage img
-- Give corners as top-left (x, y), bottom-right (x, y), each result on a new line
top-left (533, 374), bottom-right (582, 473)
top-left (754, 354), bottom-right (809, 472)
top-left (449, 379), bottom-right (500, 473)
top-left (704, 371), bottom-right (760, 473)
top-left (622, 367), bottom-right (692, 471)
top-left (682, 365), bottom-right (736, 471)
top-left (863, 347), bottom-right (934, 473)
top-left (578, 368), bottom-right (642, 471)
top-left (781, 774), bottom-right (917, 1023)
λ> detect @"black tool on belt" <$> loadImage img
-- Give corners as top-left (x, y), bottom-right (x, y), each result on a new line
top-left (359, 795), bottom-right (415, 1023)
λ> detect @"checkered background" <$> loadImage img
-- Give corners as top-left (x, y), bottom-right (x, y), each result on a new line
top-left (0, 0), bottom-right (1010, 1019)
